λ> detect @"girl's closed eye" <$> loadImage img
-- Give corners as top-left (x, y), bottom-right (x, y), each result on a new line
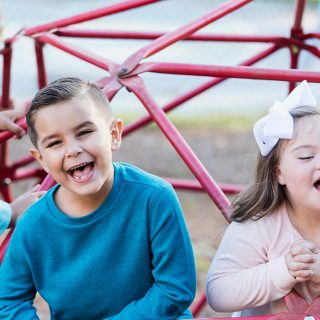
top-left (298, 154), bottom-right (314, 160)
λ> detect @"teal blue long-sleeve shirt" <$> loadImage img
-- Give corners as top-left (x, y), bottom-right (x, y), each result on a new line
top-left (0, 163), bottom-right (196, 319)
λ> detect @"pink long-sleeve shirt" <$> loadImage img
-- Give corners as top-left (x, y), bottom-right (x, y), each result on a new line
top-left (206, 203), bottom-right (320, 316)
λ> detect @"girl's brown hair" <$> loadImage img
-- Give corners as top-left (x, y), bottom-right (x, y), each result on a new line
top-left (231, 105), bottom-right (320, 222)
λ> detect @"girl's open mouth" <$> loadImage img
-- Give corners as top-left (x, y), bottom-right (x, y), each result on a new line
top-left (314, 180), bottom-right (320, 190)
top-left (67, 162), bottom-right (94, 182)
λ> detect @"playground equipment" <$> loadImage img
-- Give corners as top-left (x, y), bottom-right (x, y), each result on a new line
top-left (1, 0), bottom-right (320, 318)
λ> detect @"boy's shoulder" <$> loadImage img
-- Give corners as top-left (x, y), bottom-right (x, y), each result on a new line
top-left (115, 162), bottom-right (170, 191)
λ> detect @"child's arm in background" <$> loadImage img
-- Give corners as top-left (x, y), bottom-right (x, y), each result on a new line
top-left (0, 109), bottom-right (25, 138)
top-left (206, 220), bottom-right (297, 313)
top-left (9, 185), bottom-right (45, 227)
top-left (0, 185), bottom-right (45, 235)
top-left (105, 185), bottom-right (196, 320)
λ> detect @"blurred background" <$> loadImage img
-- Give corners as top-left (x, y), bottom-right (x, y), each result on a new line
top-left (1, 0), bottom-right (320, 118)
top-left (1, 0), bottom-right (320, 318)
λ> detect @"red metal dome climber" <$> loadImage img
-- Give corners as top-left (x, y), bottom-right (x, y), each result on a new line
top-left (1, 0), bottom-right (320, 318)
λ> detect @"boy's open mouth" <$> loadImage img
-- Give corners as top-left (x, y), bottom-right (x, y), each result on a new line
top-left (67, 162), bottom-right (94, 181)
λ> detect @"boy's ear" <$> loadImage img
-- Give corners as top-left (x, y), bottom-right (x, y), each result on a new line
top-left (30, 148), bottom-right (50, 173)
top-left (276, 166), bottom-right (285, 185)
top-left (110, 119), bottom-right (123, 151)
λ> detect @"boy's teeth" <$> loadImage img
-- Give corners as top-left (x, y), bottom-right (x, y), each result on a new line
top-left (72, 164), bottom-right (91, 179)
top-left (70, 162), bottom-right (90, 171)
top-left (68, 162), bottom-right (94, 180)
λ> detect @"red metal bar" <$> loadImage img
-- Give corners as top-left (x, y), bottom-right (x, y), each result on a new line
top-left (289, 38), bottom-right (320, 56)
top-left (288, 45), bottom-right (300, 93)
top-left (24, 0), bottom-right (162, 36)
top-left (192, 316), bottom-right (316, 320)
top-left (133, 62), bottom-right (320, 83)
top-left (95, 76), bottom-right (123, 101)
top-left (0, 119), bottom-right (26, 195)
top-left (35, 41), bottom-right (47, 89)
top-left (288, 0), bottom-right (306, 93)
top-left (291, 0), bottom-right (306, 34)
top-left (121, 76), bottom-right (231, 220)
top-left (0, 183), bottom-right (12, 202)
top-left (0, 142), bottom-right (10, 194)
top-left (123, 44), bottom-right (279, 136)
top-left (55, 28), bottom-right (287, 44)
top-left (0, 33), bottom-right (24, 199)
top-left (0, 167), bottom-right (44, 182)
top-left (0, 229), bottom-right (14, 263)
top-left (12, 168), bottom-right (46, 181)
top-left (164, 177), bottom-right (245, 195)
top-left (11, 156), bottom-right (35, 170)
top-left (0, 159), bottom-right (38, 180)
top-left (120, 0), bottom-right (253, 75)
top-left (3, 29), bottom-right (25, 47)
top-left (191, 292), bottom-right (207, 317)
top-left (301, 43), bottom-right (320, 60)
top-left (1, 43), bottom-right (13, 109)
top-left (35, 33), bottom-right (119, 73)
top-left (302, 32), bottom-right (320, 40)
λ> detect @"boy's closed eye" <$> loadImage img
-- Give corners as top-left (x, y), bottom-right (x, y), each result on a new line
top-left (77, 129), bottom-right (93, 137)
top-left (46, 140), bottom-right (62, 148)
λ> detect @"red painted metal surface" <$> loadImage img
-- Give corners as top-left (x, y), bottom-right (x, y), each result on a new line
top-left (23, 0), bottom-right (161, 37)
top-left (1, 0), bottom-right (320, 317)
top-left (55, 29), bottom-right (288, 44)
top-left (35, 41), bottom-right (48, 89)
top-left (129, 62), bottom-right (320, 82)
top-left (120, 0), bottom-right (254, 75)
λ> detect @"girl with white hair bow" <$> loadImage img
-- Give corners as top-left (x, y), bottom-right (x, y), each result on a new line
top-left (206, 81), bottom-right (320, 317)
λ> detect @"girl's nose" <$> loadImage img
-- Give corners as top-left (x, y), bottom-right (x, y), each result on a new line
top-left (315, 155), bottom-right (320, 170)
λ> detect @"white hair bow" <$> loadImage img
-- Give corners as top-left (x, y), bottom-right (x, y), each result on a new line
top-left (253, 80), bottom-right (317, 156)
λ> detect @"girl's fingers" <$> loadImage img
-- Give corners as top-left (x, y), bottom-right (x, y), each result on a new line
top-left (287, 261), bottom-right (312, 272)
top-left (294, 270), bottom-right (314, 282)
top-left (291, 241), bottom-right (320, 256)
top-left (293, 253), bottom-right (316, 263)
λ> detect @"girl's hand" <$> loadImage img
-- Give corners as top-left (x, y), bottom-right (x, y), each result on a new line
top-left (309, 252), bottom-right (320, 283)
top-left (285, 240), bottom-right (319, 282)
top-left (9, 185), bottom-right (46, 226)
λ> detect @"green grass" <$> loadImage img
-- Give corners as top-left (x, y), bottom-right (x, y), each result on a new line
top-left (118, 112), bottom-right (259, 132)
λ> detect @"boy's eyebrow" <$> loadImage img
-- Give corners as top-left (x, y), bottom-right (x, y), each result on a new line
top-left (74, 121), bottom-right (95, 130)
top-left (41, 134), bottom-right (60, 145)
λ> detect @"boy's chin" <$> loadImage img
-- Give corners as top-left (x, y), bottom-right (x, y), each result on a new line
top-left (66, 183), bottom-right (110, 197)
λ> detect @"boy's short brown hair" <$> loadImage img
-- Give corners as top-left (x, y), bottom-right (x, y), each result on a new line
top-left (26, 77), bottom-right (112, 147)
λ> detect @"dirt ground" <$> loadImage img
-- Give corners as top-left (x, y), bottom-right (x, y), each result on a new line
top-left (3, 123), bottom-right (257, 319)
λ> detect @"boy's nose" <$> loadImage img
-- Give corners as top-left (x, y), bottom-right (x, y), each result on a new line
top-left (65, 143), bottom-right (83, 157)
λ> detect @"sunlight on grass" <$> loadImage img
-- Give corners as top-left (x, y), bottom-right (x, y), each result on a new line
top-left (118, 112), bottom-right (260, 132)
